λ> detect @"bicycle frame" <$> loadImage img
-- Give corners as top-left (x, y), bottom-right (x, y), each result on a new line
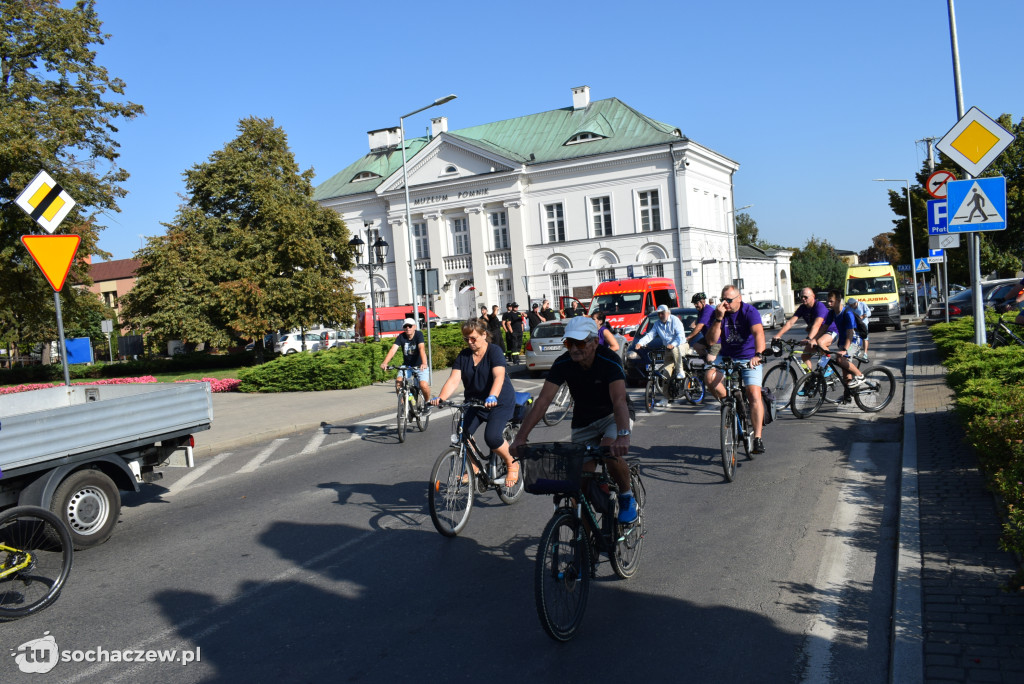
top-left (449, 401), bottom-right (509, 490)
top-left (989, 314), bottom-right (1024, 348)
top-left (0, 543), bottom-right (33, 579)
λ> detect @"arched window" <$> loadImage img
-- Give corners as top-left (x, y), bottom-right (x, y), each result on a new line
top-left (564, 132), bottom-right (605, 145)
top-left (443, 165), bottom-right (457, 174)
top-left (351, 171), bottom-right (380, 182)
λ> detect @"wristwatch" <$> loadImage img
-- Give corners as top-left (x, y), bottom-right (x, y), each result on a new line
top-left (617, 428), bottom-right (631, 437)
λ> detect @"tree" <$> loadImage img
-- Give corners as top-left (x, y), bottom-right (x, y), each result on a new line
top-left (735, 212), bottom-right (759, 245)
top-left (790, 236), bottom-right (847, 292)
top-left (0, 0), bottom-right (143, 361)
top-left (121, 117), bottom-right (358, 351)
top-left (859, 232), bottom-right (900, 264)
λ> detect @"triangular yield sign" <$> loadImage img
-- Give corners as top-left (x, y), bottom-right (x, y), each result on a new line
top-left (21, 234), bottom-right (81, 291)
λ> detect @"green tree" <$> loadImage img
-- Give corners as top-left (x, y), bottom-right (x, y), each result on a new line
top-left (121, 117), bottom-right (357, 351)
top-left (735, 212), bottom-right (759, 245)
top-left (859, 232), bottom-right (900, 265)
top-left (791, 236), bottom-right (847, 291)
top-left (0, 0), bottom-right (143, 361)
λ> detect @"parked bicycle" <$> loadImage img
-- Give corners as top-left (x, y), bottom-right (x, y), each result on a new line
top-left (0, 505), bottom-right (73, 620)
top-left (518, 442), bottom-right (646, 642)
top-left (987, 313), bottom-right (1024, 349)
top-left (387, 365), bottom-right (429, 442)
top-left (790, 347), bottom-right (896, 419)
top-left (542, 383), bottom-right (574, 427)
top-left (716, 357), bottom-right (755, 482)
top-left (643, 348), bottom-right (705, 411)
top-left (427, 393), bottom-right (533, 537)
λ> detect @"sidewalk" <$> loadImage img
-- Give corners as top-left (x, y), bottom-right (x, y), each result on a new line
top-left (902, 325), bottom-right (1024, 683)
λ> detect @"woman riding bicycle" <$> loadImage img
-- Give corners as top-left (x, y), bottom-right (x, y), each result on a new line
top-left (591, 311), bottom-right (620, 352)
top-left (431, 318), bottom-right (519, 488)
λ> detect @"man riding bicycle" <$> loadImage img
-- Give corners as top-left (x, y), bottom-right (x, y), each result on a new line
top-left (705, 285), bottom-right (767, 454)
top-left (380, 318), bottom-right (431, 413)
top-left (825, 290), bottom-right (868, 392)
top-left (686, 292), bottom-right (720, 361)
top-left (635, 304), bottom-right (690, 380)
top-left (510, 317), bottom-right (638, 523)
top-left (773, 287), bottom-right (837, 366)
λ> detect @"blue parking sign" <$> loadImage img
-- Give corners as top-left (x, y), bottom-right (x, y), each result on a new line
top-left (927, 200), bottom-right (948, 235)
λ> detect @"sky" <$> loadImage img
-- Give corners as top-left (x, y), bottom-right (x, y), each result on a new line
top-left (79, 0), bottom-right (1024, 262)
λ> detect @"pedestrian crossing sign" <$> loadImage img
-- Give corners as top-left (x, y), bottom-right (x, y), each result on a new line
top-left (946, 177), bottom-right (1006, 233)
top-left (915, 258), bottom-right (930, 273)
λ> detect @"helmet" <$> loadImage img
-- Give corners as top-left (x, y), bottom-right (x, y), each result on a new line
top-left (691, 292), bottom-right (707, 304)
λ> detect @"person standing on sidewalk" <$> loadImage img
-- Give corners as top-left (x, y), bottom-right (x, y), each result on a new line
top-left (528, 303), bottom-right (544, 336)
top-left (380, 319), bottom-right (431, 413)
top-left (487, 305), bottom-right (505, 356)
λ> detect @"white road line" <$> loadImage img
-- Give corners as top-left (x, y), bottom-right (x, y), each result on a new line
top-left (238, 438), bottom-right (288, 473)
top-left (163, 452), bottom-right (232, 496)
top-left (300, 431), bottom-right (328, 454)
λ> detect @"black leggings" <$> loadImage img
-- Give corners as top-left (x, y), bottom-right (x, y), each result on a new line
top-left (464, 402), bottom-right (514, 451)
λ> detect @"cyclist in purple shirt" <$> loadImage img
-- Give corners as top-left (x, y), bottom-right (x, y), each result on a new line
top-left (686, 292), bottom-right (720, 361)
top-left (824, 289), bottom-right (867, 392)
top-left (773, 287), bottom-right (837, 365)
top-left (705, 285), bottom-right (767, 454)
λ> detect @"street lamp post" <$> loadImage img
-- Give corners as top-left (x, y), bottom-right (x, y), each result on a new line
top-left (400, 94), bottom-right (456, 330)
top-left (873, 178), bottom-right (919, 318)
top-left (349, 224), bottom-right (389, 341)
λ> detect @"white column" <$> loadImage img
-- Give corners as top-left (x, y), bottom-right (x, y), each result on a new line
top-left (466, 205), bottom-right (490, 309)
top-left (386, 215), bottom-right (413, 306)
top-left (505, 200), bottom-right (529, 304)
top-left (423, 211), bottom-right (453, 319)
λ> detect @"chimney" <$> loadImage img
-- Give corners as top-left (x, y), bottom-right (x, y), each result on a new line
top-left (431, 116), bottom-right (448, 136)
top-left (572, 85), bottom-right (590, 110)
top-left (367, 127), bottom-right (401, 151)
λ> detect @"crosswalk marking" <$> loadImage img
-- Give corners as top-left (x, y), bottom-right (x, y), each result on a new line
top-left (164, 452), bottom-right (232, 496)
top-left (300, 431), bottom-right (328, 454)
top-left (238, 438), bottom-right (287, 473)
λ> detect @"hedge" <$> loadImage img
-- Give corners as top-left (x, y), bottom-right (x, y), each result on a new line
top-left (931, 313), bottom-right (1024, 577)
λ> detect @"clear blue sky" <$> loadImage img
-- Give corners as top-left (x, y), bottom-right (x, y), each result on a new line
top-left (86, 0), bottom-right (1023, 261)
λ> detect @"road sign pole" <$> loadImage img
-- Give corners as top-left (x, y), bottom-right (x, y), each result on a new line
top-left (53, 291), bottom-right (70, 387)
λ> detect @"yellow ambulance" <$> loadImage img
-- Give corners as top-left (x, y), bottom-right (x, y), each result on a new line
top-left (844, 262), bottom-right (903, 331)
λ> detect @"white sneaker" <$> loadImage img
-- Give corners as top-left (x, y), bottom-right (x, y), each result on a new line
top-left (847, 376), bottom-right (866, 392)
top-left (654, 399), bottom-right (668, 407)
top-left (675, 371), bottom-right (685, 380)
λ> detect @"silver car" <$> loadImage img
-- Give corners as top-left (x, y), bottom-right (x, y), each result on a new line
top-left (752, 300), bottom-right (785, 329)
top-left (524, 321), bottom-right (568, 376)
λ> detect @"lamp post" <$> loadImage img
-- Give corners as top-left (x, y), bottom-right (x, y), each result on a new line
top-left (400, 94), bottom-right (457, 329)
top-left (349, 224), bottom-right (389, 341)
top-left (873, 178), bottom-right (919, 318)
top-left (726, 204), bottom-right (753, 293)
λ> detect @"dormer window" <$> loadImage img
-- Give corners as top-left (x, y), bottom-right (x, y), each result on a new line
top-left (565, 132), bottom-right (605, 145)
top-left (443, 165), bottom-right (458, 174)
top-left (351, 171), bottom-right (381, 182)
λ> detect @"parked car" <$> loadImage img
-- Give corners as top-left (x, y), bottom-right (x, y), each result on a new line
top-left (752, 300), bottom-right (785, 329)
top-left (245, 333), bottom-right (275, 352)
top-left (622, 307), bottom-right (700, 385)
top-left (524, 321), bottom-right (627, 377)
top-left (924, 278), bottom-right (1020, 324)
top-left (274, 332), bottom-right (323, 354)
top-left (319, 329), bottom-right (356, 349)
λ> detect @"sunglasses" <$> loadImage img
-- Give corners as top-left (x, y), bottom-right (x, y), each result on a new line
top-left (563, 338), bottom-right (591, 349)
top-left (800, 295), bottom-right (810, 300)
top-left (723, 297), bottom-right (735, 304)
top-left (403, 324), bottom-right (414, 328)
top-left (463, 336), bottom-right (481, 343)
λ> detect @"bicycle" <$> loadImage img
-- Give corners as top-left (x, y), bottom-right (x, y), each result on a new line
top-left (542, 383), bottom-right (574, 427)
top-left (643, 348), bottom-right (705, 411)
top-left (790, 347), bottom-right (896, 419)
top-left (761, 338), bottom-right (814, 412)
top-left (714, 358), bottom-right (755, 482)
top-left (427, 393), bottom-right (533, 537)
top-left (518, 442), bottom-right (646, 642)
top-left (987, 312), bottom-right (1024, 348)
top-left (387, 365), bottom-right (429, 442)
top-left (0, 506), bottom-right (73, 620)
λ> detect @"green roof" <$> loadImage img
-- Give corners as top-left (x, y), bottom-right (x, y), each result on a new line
top-left (314, 97), bottom-right (684, 202)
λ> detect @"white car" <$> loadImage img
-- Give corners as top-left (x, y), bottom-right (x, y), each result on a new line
top-left (275, 333), bottom-right (322, 354)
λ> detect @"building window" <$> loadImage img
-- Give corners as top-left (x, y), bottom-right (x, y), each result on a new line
top-left (373, 289), bottom-right (387, 309)
top-left (102, 292), bottom-right (118, 309)
top-left (591, 196), bottom-right (612, 237)
top-left (550, 272), bottom-right (569, 300)
top-left (490, 211), bottom-right (509, 250)
top-left (351, 171), bottom-right (381, 182)
top-left (565, 132), bottom-right (604, 145)
top-left (546, 203), bottom-right (565, 243)
top-left (451, 217), bottom-right (470, 255)
top-left (412, 222), bottom-right (429, 260)
top-left (597, 267), bottom-right (615, 282)
top-left (639, 190), bottom-right (661, 232)
top-left (496, 277), bottom-right (512, 308)
top-left (644, 263), bottom-right (664, 277)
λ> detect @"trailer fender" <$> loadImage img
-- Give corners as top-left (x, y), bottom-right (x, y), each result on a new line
top-left (16, 457), bottom-right (139, 509)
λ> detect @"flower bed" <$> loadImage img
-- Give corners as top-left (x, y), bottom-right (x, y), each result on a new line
top-left (0, 376), bottom-right (240, 394)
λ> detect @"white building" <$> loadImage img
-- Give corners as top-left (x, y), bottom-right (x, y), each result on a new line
top-left (315, 87), bottom-right (791, 320)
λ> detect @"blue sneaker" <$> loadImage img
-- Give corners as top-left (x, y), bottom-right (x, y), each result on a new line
top-left (618, 492), bottom-right (638, 524)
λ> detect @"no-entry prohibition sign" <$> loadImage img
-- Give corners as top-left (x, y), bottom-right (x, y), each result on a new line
top-left (926, 169), bottom-right (957, 199)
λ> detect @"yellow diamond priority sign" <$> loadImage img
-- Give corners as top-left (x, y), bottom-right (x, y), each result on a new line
top-left (936, 107), bottom-right (1015, 177)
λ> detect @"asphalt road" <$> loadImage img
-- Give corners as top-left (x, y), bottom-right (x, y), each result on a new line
top-left (1, 330), bottom-right (906, 683)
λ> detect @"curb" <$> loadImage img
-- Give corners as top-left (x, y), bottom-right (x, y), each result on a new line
top-left (889, 326), bottom-right (924, 683)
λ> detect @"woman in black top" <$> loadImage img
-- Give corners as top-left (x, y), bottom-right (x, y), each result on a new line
top-left (431, 318), bottom-right (518, 486)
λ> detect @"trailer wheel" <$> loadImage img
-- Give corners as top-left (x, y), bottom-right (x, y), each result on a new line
top-left (50, 469), bottom-right (120, 550)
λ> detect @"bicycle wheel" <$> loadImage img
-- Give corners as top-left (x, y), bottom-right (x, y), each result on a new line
top-left (852, 366), bottom-right (897, 412)
top-left (535, 510), bottom-right (590, 642)
top-left (791, 372), bottom-right (826, 419)
top-left (762, 363), bottom-right (798, 411)
top-left (739, 405), bottom-right (753, 461)
top-left (0, 506), bottom-right (73, 620)
top-left (682, 374), bottom-right (705, 404)
top-left (428, 448), bottom-right (474, 537)
top-left (542, 384), bottom-right (572, 426)
top-left (396, 392), bottom-right (408, 443)
top-left (720, 404), bottom-right (737, 482)
top-left (644, 376), bottom-right (660, 412)
top-left (611, 466), bottom-right (646, 579)
top-left (497, 423), bottom-right (526, 505)
top-left (413, 390), bottom-right (430, 432)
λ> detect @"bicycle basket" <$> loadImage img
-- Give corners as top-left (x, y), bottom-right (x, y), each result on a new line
top-left (518, 442), bottom-right (587, 495)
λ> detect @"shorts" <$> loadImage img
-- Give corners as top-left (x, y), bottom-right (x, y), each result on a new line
top-left (570, 413), bottom-right (634, 447)
top-left (401, 367), bottom-right (430, 384)
top-left (712, 357), bottom-right (763, 387)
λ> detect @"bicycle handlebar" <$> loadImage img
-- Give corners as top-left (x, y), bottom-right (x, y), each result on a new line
top-left (432, 398), bottom-right (487, 410)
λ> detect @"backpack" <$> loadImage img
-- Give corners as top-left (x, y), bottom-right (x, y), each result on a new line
top-left (761, 386), bottom-right (777, 426)
top-left (849, 307), bottom-right (869, 337)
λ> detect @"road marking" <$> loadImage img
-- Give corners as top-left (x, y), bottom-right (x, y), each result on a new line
top-left (300, 431), bottom-right (328, 454)
top-left (163, 452), bottom-right (232, 496)
top-left (238, 438), bottom-right (287, 473)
